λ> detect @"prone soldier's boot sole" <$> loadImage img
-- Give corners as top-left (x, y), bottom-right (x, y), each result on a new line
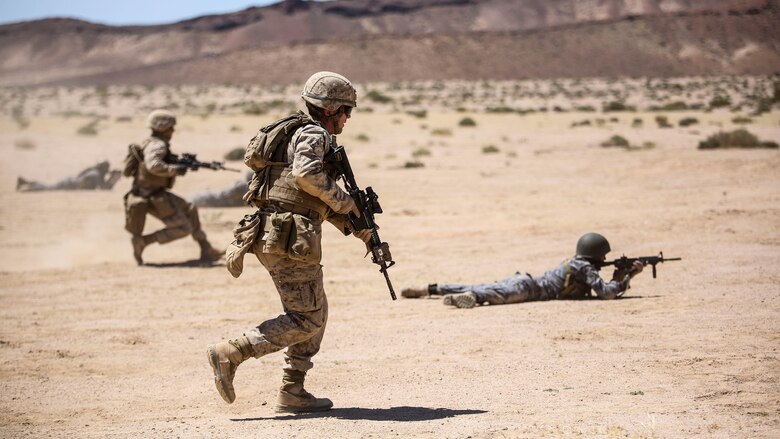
top-left (442, 292), bottom-right (477, 309)
top-left (207, 343), bottom-right (237, 404)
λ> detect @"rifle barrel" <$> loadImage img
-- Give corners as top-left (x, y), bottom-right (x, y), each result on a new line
top-left (382, 267), bottom-right (397, 300)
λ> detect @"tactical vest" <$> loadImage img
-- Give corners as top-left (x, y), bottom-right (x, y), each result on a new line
top-left (253, 124), bottom-right (335, 220)
top-left (134, 137), bottom-right (174, 194)
top-left (557, 259), bottom-right (592, 299)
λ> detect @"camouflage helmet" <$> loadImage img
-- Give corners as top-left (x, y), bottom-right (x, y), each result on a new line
top-left (576, 232), bottom-right (611, 260)
top-left (301, 71), bottom-right (357, 112)
top-left (147, 109), bottom-right (176, 132)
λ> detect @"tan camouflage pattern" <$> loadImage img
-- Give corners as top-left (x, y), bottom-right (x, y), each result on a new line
top-left (125, 135), bottom-right (207, 244)
top-left (301, 71), bottom-right (357, 112)
top-left (146, 191), bottom-right (207, 244)
top-left (236, 121), bottom-right (356, 373)
top-left (244, 251), bottom-right (327, 372)
top-left (147, 109), bottom-right (176, 131)
top-left (288, 124), bottom-right (354, 215)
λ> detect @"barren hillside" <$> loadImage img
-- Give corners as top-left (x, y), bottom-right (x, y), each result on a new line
top-left (0, 0), bottom-right (778, 86)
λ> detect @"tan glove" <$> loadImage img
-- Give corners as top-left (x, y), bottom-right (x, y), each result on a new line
top-left (339, 196), bottom-right (361, 217)
top-left (353, 228), bottom-right (372, 243)
top-left (173, 164), bottom-right (188, 176)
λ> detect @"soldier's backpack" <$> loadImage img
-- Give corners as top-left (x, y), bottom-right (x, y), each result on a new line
top-left (122, 142), bottom-right (146, 177)
top-left (242, 111), bottom-right (315, 205)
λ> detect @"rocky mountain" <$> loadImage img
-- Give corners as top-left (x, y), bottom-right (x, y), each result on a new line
top-left (0, 0), bottom-right (778, 86)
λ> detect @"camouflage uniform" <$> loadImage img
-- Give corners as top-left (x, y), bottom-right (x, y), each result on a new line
top-left (209, 72), bottom-right (361, 412)
top-left (16, 161), bottom-right (120, 192)
top-left (433, 256), bottom-right (630, 305)
top-left (242, 123), bottom-right (354, 368)
top-left (405, 233), bottom-right (642, 308)
top-left (124, 110), bottom-right (222, 264)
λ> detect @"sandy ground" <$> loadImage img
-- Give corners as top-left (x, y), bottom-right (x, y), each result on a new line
top-left (0, 101), bottom-right (779, 438)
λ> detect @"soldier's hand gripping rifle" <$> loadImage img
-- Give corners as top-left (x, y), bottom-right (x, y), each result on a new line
top-left (326, 145), bottom-right (397, 300)
top-left (598, 252), bottom-right (681, 278)
top-left (171, 153), bottom-right (241, 172)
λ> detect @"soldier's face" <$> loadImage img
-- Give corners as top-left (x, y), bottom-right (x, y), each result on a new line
top-left (334, 106), bottom-right (351, 135)
top-left (160, 126), bottom-right (175, 141)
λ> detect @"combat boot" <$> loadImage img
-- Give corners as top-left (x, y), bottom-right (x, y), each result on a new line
top-left (401, 283), bottom-right (438, 298)
top-left (442, 291), bottom-right (477, 309)
top-left (276, 370), bottom-right (333, 413)
top-left (131, 235), bottom-right (147, 265)
top-left (207, 336), bottom-right (253, 404)
top-left (198, 240), bottom-right (224, 263)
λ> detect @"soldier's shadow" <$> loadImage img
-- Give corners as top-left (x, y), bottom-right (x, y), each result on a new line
top-left (143, 259), bottom-right (222, 268)
top-left (231, 406), bottom-right (486, 422)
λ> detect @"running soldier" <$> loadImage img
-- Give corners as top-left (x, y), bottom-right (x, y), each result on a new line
top-left (402, 233), bottom-right (645, 308)
top-left (207, 72), bottom-right (371, 413)
top-left (16, 161), bottom-right (121, 192)
top-left (123, 109), bottom-right (223, 265)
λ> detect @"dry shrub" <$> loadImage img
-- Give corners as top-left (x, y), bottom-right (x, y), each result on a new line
top-left (458, 117), bottom-right (477, 127)
top-left (14, 139), bottom-right (36, 150)
top-left (77, 120), bottom-right (99, 136)
top-left (698, 129), bottom-right (778, 149)
top-left (601, 135), bottom-right (630, 148)
top-left (412, 148), bottom-right (431, 157)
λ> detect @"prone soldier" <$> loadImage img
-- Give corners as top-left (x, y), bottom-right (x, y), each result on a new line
top-left (403, 233), bottom-right (678, 308)
top-left (16, 161), bottom-right (121, 192)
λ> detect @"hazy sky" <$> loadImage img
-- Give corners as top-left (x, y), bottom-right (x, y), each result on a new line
top-left (0, 1), bottom-right (289, 26)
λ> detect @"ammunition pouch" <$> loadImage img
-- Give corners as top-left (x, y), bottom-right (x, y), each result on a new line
top-left (261, 211), bottom-right (322, 264)
top-left (124, 191), bottom-right (149, 236)
top-left (557, 259), bottom-right (592, 299)
top-left (262, 212), bottom-right (294, 256)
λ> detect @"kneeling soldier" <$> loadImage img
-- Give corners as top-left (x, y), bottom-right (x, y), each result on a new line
top-left (123, 109), bottom-right (223, 265)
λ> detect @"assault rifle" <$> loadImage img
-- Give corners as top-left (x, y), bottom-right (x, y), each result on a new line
top-left (597, 252), bottom-right (681, 278)
top-left (325, 145), bottom-right (397, 300)
top-left (171, 153), bottom-right (241, 172)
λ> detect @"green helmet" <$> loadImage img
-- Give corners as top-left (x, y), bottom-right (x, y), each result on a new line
top-left (147, 109), bottom-right (176, 132)
top-left (576, 232), bottom-right (611, 260)
top-left (301, 71), bottom-right (357, 112)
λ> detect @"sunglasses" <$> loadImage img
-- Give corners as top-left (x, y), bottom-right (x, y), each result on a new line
top-left (341, 106), bottom-right (353, 117)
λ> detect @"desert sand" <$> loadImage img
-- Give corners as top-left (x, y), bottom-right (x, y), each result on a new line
top-left (0, 81), bottom-right (778, 438)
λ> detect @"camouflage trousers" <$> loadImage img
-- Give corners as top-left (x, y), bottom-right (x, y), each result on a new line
top-left (437, 273), bottom-right (549, 305)
top-left (124, 190), bottom-right (207, 243)
top-left (244, 251), bottom-right (328, 373)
